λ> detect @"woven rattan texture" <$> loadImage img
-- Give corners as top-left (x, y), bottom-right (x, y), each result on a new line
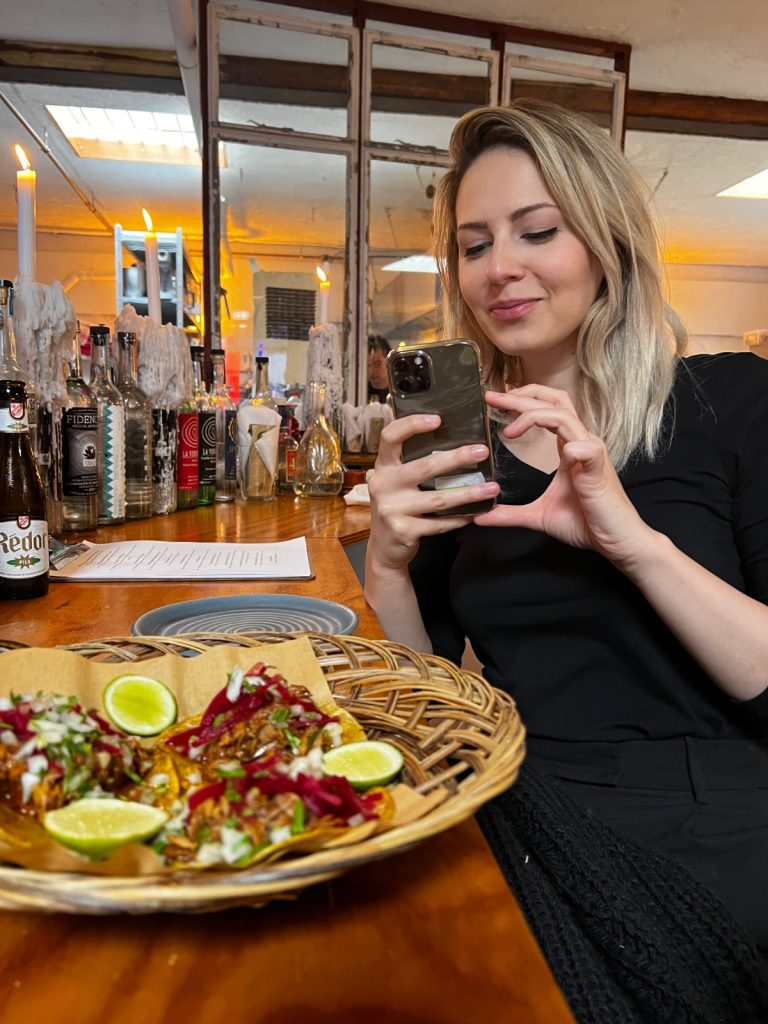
top-left (0, 632), bottom-right (525, 913)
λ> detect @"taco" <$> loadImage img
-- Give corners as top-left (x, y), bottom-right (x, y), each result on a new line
top-left (161, 661), bottom-right (353, 772)
top-left (156, 750), bottom-right (388, 868)
top-left (0, 693), bottom-right (147, 819)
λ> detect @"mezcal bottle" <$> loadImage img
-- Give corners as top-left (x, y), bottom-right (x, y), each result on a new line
top-left (116, 332), bottom-right (152, 519)
top-left (211, 347), bottom-right (236, 502)
top-left (61, 326), bottom-right (98, 531)
top-left (88, 325), bottom-right (125, 525)
top-left (190, 346), bottom-right (216, 506)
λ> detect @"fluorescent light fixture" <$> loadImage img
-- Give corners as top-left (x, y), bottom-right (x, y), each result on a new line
top-left (382, 254), bottom-right (440, 273)
top-left (46, 105), bottom-right (200, 165)
top-left (717, 168), bottom-right (768, 199)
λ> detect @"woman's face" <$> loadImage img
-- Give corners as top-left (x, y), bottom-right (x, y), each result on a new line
top-left (455, 146), bottom-right (603, 374)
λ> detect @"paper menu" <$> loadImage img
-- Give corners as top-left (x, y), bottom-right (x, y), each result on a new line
top-left (49, 537), bottom-right (312, 581)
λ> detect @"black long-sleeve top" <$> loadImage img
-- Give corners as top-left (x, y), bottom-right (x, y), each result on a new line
top-left (409, 353), bottom-right (768, 742)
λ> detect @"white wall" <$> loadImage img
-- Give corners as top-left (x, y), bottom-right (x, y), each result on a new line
top-left (665, 263), bottom-right (768, 356)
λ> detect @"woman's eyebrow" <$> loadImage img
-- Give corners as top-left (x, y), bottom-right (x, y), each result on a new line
top-left (457, 202), bottom-right (558, 232)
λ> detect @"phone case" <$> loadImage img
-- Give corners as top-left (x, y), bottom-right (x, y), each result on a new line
top-left (387, 339), bottom-right (496, 515)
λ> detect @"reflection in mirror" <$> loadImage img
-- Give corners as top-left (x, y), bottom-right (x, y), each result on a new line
top-left (218, 142), bottom-right (347, 401)
top-left (0, 80), bottom-right (201, 328)
top-left (368, 159), bottom-right (445, 347)
top-left (217, 16), bottom-right (352, 138)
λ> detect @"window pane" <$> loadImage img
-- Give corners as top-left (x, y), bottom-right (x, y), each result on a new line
top-left (217, 17), bottom-right (352, 138)
top-left (368, 160), bottom-right (446, 344)
top-left (370, 41), bottom-right (494, 150)
top-left (219, 143), bottom-right (348, 396)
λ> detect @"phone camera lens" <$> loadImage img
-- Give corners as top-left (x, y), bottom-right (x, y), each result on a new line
top-left (393, 357), bottom-right (410, 373)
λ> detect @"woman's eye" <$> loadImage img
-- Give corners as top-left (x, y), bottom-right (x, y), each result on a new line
top-left (522, 227), bottom-right (558, 243)
top-left (463, 241), bottom-right (489, 257)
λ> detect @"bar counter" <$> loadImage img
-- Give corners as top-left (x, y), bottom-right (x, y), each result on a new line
top-left (0, 496), bottom-right (573, 1024)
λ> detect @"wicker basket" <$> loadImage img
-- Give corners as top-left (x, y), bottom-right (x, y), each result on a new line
top-left (0, 632), bottom-right (525, 914)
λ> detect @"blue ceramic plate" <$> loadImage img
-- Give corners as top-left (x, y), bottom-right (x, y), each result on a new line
top-left (131, 594), bottom-right (358, 638)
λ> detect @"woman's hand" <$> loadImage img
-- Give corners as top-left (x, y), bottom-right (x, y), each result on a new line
top-left (367, 413), bottom-right (500, 574)
top-left (475, 385), bottom-right (657, 571)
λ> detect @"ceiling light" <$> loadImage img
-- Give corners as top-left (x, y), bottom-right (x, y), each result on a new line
top-left (46, 105), bottom-right (200, 166)
top-left (382, 254), bottom-right (440, 273)
top-left (717, 169), bottom-right (768, 199)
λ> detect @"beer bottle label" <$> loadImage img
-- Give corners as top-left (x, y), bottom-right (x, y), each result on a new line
top-left (198, 411), bottom-right (216, 486)
top-left (0, 402), bottom-right (29, 433)
top-left (62, 407), bottom-right (98, 497)
top-left (177, 412), bottom-right (199, 491)
top-left (102, 405), bottom-right (126, 519)
top-left (224, 410), bottom-right (237, 481)
top-left (0, 516), bottom-right (49, 580)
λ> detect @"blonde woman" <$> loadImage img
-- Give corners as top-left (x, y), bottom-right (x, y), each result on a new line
top-left (365, 100), bottom-right (768, 1016)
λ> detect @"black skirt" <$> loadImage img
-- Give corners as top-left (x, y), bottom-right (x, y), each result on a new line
top-left (477, 754), bottom-right (768, 1024)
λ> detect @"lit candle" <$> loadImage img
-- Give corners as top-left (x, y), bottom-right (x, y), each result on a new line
top-left (316, 262), bottom-right (330, 324)
top-left (141, 207), bottom-right (162, 324)
top-left (15, 145), bottom-right (36, 285)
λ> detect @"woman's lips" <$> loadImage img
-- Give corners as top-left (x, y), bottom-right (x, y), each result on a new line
top-left (490, 299), bottom-right (540, 321)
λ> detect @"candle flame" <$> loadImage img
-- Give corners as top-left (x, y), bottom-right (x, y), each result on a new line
top-left (14, 145), bottom-right (31, 171)
top-left (141, 207), bottom-right (154, 233)
top-left (315, 265), bottom-right (328, 284)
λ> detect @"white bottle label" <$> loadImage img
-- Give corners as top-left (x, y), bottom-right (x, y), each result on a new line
top-left (0, 517), bottom-right (49, 579)
top-left (0, 403), bottom-right (29, 433)
top-left (103, 405), bottom-right (126, 518)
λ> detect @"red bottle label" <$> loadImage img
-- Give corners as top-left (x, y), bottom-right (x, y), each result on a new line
top-left (177, 412), bottom-right (199, 490)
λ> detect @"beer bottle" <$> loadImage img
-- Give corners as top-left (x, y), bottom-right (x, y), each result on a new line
top-left (0, 380), bottom-right (49, 599)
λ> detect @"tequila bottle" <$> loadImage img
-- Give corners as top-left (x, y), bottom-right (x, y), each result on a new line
top-left (190, 346), bottom-right (216, 506)
top-left (211, 347), bottom-right (236, 502)
top-left (88, 325), bottom-right (126, 525)
top-left (116, 332), bottom-right (153, 519)
top-left (293, 380), bottom-right (343, 497)
top-left (61, 326), bottom-right (98, 531)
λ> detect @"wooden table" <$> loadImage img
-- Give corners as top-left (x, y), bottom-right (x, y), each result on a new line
top-left (0, 498), bottom-right (573, 1024)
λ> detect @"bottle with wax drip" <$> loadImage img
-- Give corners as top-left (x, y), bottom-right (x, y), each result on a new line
top-left (190, 346), bottom-right (216, 506)
top-left (116, 332), bottom-right (153, 519)
top-left (237, 351), bottom-right (280, 502)
top-left (293, 380), bottom-right (343, 497)
top-left (88, 325), bottom-right (126, 525)
top-left (61, 324), bottom-right (98, 531)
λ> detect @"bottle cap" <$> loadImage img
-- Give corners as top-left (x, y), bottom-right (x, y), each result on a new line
top-left (90, 324), bottom-right (110, 343)
top-left (116, 331), bottom-right (136, 348)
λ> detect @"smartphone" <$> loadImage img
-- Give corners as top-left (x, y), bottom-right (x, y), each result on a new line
top-left (387, 339), bottom-right (496, 515)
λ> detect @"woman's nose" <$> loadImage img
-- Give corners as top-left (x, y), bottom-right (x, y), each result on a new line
top-left (486, 242), bottom-right (524, 284)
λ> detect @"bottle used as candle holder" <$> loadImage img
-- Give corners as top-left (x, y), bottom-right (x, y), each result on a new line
top-left (293, 380), bottom-right (343, 498)
top-left (0, 280), bottom-right (37, 455)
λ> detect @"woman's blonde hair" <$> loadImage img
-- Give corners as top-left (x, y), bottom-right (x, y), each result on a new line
top-left (433, 98), bottom-right (687, 469)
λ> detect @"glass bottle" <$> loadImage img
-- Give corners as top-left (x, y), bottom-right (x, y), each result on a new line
top-left (61, 326), bottom-right (98, 531)
top-left (88, 325), bottom-right (126, 525)
top-left (277, 406), bottom-right (299, 494)
top-left (0, 280), bottom-right (37, 454)
top-left (211, 347), bottom-right (236, 502)
top-left (0, 380), bottom-right (49, 599)
top-left (176, 357), bottom-right (199, 511)
top-left (293, 380), bottom-right (343, 497)
top-left (236, 354), bottom-right (280, 502)
top-left (116, 332), bottom-right (153, 519)
top-left (190, 346), bottom-right (216, 506)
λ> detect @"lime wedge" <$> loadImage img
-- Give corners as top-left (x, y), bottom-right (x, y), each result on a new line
top-left (322, 740), bottom-right (404, 790)
top-left (103, 673), bottom-right (177, 736)
top-left (43, 798), bottom-right (168, 858)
